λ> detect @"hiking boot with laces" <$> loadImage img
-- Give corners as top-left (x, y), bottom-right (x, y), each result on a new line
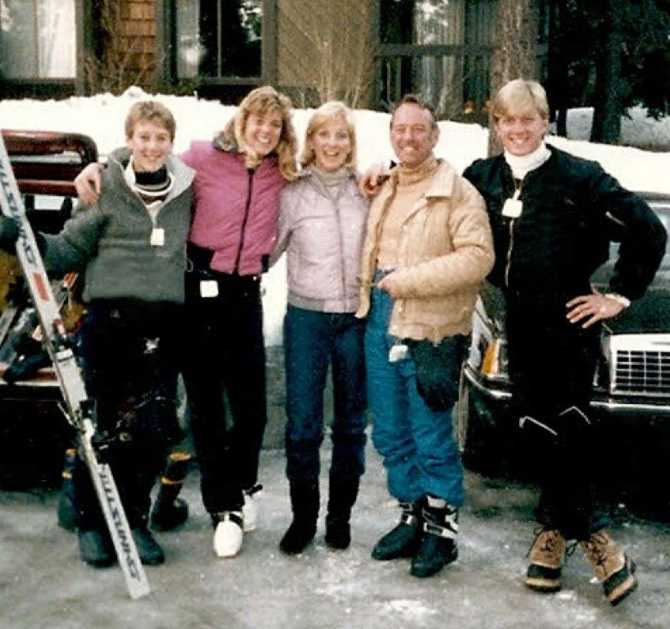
top-left (580, 530), bottom-right (638, 606)
top-left (526, 528), bottom-right (566, 593)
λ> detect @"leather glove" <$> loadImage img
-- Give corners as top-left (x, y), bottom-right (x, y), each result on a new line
top-left (408, 335), bottom-right (466, 412)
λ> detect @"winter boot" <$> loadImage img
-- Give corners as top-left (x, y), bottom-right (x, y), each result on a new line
top-left (371, 500), bottom-right (423, 561)
top-left (279, 481), bottom-right (320, 555)
top-left (580, 529), bottom-right (638, 606)
top-left (325, 476), bottom-right (360, 550)
top-left (131, 526), bottom-right (165, 566)
top-left (150, 451), bottom-right (191, 531)
top-left (410, 496), bottom-right (458, 578)
top-left (57, 448), bottom-right (77, 531)
top-left (78, 528), bottom-right (115, 568)
top-left (212, 511), bottom-right (244, 558)
top-left (242, 483), bottom-right (263, 532)
top-left (525, 528), bottom-right (566, 592)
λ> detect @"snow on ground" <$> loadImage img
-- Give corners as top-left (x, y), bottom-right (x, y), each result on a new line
top-left (1, 87), bottom-right (669, 344)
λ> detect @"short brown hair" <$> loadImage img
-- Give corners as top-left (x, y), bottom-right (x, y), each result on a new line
top-left (390, 94), bottom-right (438, 131)
top-left (491, 79), bottom-right (550, 122)
top-left (125, 100), bottom-right (176, 141)
top-left (300, 101), bottom-right (357, 169)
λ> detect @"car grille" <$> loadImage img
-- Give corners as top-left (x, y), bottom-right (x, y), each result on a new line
top-left (611, 337), bottom-right (670, 397)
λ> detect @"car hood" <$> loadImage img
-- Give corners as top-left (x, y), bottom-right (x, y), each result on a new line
top-left (479, 277), bottom-right (670, 337)
top-left (605, 283), bottom-right (670, 334)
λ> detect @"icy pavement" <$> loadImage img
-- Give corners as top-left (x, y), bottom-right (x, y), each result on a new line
top-left (1, 445), bottom-right (668, 629)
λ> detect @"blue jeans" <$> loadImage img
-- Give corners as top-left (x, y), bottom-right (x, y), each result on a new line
top-left (365, 285), bottom-right (464, 506)
top-left (284, 305), bottom-right (367, 483)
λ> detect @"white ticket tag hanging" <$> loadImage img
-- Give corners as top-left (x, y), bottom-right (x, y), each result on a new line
top-left (502, 198), bottom-right (523, 218)
top-left (388, 343), bottom-right (409, 363)
top-left (502, 187), bottom-right (523, 218)
top-left (150, 227), bottom-right (165, 246)
top-left (200, 280), bottom-right (219, 298)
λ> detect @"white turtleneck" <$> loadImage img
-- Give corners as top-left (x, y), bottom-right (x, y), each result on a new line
top-left (503, 142), bottom-right (551, 180)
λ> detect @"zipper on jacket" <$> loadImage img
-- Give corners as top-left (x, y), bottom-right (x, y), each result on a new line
top-left (504, 219), bottom-right (515, 287)
top-left (333, 188), bottom-right (348, 300)
top-left (503, 181), bottom-right (523, 288)
top-left (234, 169), bottom-right (255, 274)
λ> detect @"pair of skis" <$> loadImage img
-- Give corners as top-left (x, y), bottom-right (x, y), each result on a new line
top-left (0, 133), bottom-right (150, 599)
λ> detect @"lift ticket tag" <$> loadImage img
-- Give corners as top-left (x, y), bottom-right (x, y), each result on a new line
top-left (200, 280), bottom-right (219, 298)
top-left (502, 189), bottom-right (523, 218)
top-left (150, 228), bottom-right (165, 246)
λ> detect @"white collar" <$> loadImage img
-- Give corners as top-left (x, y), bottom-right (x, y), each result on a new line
top-left (503, 142), bottom-right (551, 180)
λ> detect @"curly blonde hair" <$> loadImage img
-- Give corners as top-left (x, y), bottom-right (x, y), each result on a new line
top-left (300, 101), bottom-right (357, 170)
top-left (217, 86), bottom-right (298, 181)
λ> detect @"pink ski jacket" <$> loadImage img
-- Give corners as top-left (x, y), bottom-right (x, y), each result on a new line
top-left (182, 140), bottom-right (286, 276)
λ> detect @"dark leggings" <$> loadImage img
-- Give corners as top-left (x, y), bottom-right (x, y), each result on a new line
top-left (181, 272), bottom-right (267, 514)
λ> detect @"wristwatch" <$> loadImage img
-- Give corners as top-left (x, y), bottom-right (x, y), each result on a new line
top-left (605, 293), bottom-right (631, 308)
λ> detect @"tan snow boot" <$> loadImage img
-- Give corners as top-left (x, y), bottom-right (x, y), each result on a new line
top-left (580, 530), bottom-right (637, 606)
top-left (526, 528), bottom-right (566, 593)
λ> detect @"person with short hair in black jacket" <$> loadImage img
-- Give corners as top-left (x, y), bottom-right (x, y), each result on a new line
top-left (463, 79), bottom-right (667, 607)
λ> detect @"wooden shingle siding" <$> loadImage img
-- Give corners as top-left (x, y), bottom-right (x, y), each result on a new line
top-left (121, 0), bottom-right (157, 83)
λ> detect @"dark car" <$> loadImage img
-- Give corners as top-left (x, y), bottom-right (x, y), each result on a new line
top-left (457, 191), bottom-right (670, 509)
top-left (0, 130), bottom-right (97, 488)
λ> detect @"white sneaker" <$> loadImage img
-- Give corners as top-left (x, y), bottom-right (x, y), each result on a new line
top-left (213, 511), bottom-right (243, 558)
top-left (242, 484), bottom-right (263, 533)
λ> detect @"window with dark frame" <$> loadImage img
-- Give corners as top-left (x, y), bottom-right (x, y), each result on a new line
top-left (174, 0), bottom-right (263, 80)
top-left (0, 0), bottom-right (77, 80)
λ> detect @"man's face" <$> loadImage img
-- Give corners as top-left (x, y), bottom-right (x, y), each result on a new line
top-left (126, 120), bottom-right (172, 172)
top-left (495, 108), bottom-right (548, 156)
top-left (390, 103), bottom-right (438, 169)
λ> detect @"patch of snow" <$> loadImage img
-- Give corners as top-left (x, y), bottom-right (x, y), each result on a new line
top-left (376, 599), bottom-right (438, 621)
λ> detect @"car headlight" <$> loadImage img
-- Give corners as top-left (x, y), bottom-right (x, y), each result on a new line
top-left (480, 338), bottom-right (509, 379)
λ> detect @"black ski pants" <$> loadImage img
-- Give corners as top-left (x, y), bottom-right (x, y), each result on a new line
top-left (73, 300), bottom-right (183, 531)
top-left (505, 289), bottom-right (604, 540)
top-left (182, 272), bottom-right (267, 515)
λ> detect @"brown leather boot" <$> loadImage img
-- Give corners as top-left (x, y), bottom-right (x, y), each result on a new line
top-left (580, 530), bottom-right (638, 606)
top-left (526, 528), bottom-right (566, 593)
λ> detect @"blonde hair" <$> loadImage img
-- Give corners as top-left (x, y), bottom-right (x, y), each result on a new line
top-left (125, 101), bottom-right (176, 141)
top-left (218, 86), bottom-right (298, 182)
top-left (300, 101), bottom-right (357, 170)
top-left (491, 79), bottom-right (550, 122)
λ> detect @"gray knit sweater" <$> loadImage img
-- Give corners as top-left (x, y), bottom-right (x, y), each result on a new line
top-left (43, 147), bottom-right (195, 304)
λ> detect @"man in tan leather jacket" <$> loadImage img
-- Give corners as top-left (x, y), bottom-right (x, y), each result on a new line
top-left (356, 94), bottom-right (493, 578)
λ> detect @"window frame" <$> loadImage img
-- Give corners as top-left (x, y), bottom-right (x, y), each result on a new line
top-left (0, 0), bottom-right (93, 99)
top-left (157, 0), bottom-right (277, 94)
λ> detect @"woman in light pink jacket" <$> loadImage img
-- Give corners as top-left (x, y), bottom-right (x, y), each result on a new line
top-left (271, 102), bottom-right (368, 554)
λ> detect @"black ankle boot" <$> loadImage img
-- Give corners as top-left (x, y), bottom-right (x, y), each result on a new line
top-left (410, 496), bottom-right (458, 578)
top-left (325, 476), bottom-right (360, 550)
top-left (279, 481), bottom-right (319, 555)
top-left (371, 501), bottom-right (422, 560)
top-left (131, 526), bottom-right (165, 565)
top-left (150, 451), bottom-right (191, 531)
top-left (78, 528), bottom-right (115, 567)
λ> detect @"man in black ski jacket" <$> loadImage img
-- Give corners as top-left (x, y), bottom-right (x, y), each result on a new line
top-left (463, 78), bottom-right (667, 607)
